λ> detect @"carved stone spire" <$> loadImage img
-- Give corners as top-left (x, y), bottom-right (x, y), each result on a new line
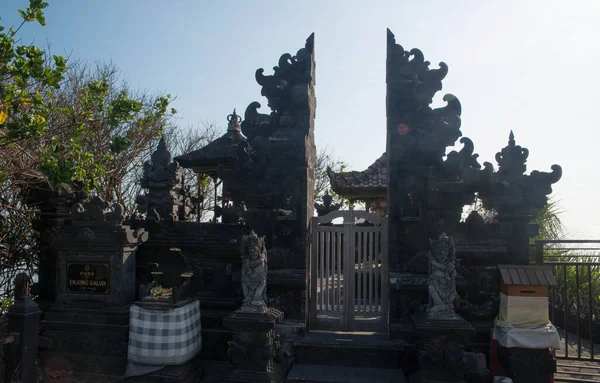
top-left (495, 130), bottom-right (529, 179)
top-left (138, 137), bottom-right (182, 223)
top-left (227, 109), bottom-right (241, 132)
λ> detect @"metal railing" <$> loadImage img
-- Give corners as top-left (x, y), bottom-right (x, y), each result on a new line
top-left (535, 240), bottom-right (600, 360)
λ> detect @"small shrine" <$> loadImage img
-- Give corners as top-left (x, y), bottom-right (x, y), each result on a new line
top-left (327, 152), bottom-right (388, 216)
top-left (175, 110), bottom-right (250, 223)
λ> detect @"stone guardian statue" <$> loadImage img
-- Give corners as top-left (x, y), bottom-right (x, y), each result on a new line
top-left (427, 233), bottom-right (458, 318)
top-left (239, 231), bottom-right (268, 313)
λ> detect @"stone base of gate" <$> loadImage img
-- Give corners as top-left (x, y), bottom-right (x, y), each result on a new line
top-left (409, 310), bottom-right (476, 383)
top-left (222, 308), bottom-right (285, 383)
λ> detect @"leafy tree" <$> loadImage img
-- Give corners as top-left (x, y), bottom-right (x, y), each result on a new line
top-left (0, 1), bottom-right (175, 298)
top-left (0, 2), bottom-right (175, 192)
top-left (314, 147), bottom-right (353, 209)
top-left (530, 197), bottom-right (564, 242)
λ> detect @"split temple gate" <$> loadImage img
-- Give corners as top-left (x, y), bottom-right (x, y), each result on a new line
top-left (25, 29), bottom-right (563, 382)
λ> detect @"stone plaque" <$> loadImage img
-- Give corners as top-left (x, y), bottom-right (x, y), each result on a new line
top-left (66, 263), bottom-right (109, 294)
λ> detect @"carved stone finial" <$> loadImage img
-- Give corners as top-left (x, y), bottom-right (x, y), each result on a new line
top-left (14, 273), bottom-right (31, 299)
top-left (228, 109), bottom-right (242, 132)
top-left (70, 196), bottom-right (125, 225)
top-left (139, 136), bottom-right (183, 222)
top-left (239, 230), bottom-right (268, 313)
top-left (314, 190), bottom-right (341, 217)
top-left (142, 136), bottom-right (181, 188)
top-left (495, 131), bottom-right (529, 178)
top-left (153, 135), bottom-right (172, 166)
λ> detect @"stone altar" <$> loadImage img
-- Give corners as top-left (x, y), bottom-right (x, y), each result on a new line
top-left (39, 195), bottom-right (146, 376)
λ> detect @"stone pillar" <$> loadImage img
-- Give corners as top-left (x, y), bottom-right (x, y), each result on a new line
top-left (5, 273), bottom-right (42, 383)
top-left (497, 346), bottom-right (555, 383)
top-left (26, 184), bottom-right (81, 304)
top-left (409, 317), bottom-right (475, 383)
top-left (386, 29), bottom-right (463, 332)
top-left (229, 34), bottom-right (316, 318)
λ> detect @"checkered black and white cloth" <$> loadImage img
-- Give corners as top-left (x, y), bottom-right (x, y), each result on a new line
top-left (127, 300), bottom-right (202, 365)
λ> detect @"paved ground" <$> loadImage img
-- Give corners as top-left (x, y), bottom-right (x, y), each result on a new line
top-left (554, 329), bottom-right (600, 382)
top-left (556, 328), bottom-right (600, 359)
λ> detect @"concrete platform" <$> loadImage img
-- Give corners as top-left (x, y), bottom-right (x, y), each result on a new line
top-left (293, 331), bottom-right (406, 369)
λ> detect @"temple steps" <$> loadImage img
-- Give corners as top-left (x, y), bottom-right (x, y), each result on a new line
top-left (554, 359), bottom-right (600, 383)
top-left (286, 365), bottom-right (405, 383)
top-left (287, 331), bottom-right (405, 382)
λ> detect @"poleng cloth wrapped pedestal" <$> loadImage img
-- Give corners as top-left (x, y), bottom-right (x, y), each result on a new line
top-left (127, 299), bottom-right (202, 365)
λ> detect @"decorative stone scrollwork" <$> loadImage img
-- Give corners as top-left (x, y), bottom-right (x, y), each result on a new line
top-left (443, 137), bottom-right (481, 177)
top-left (314, 192), bottom-right (341, 217)
top-left (387, 29), bottom-right (463, 163)
top-left (254, 35), bottom-right (314, 114)
top-left (241, 34), bottom-right (315, 142)
top-left (70, 196), bottom-right (125, 225)
top-left (479, 131), bottom-right (563, 217)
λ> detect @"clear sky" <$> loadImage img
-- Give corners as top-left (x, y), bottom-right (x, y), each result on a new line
top-left (2, 0), bottom-right (599, 239)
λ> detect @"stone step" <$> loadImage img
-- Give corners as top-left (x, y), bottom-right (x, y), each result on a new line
top-left (286, 364), bottom-right (405, 383)
top-left (555, 359), bottom-right (600, 383)
top-left (555, 376), bottom-right (600, 383)
top-left (293, 331), bottom-right (405, 369)
top-left (554, 359), bottom-right (600, 383)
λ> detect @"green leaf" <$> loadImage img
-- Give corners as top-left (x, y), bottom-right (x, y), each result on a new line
top-left (109, 136), bottom-right (132, 154)
top-left (35, 10), bottom-right (46, 26)
top-left (18, 9), bottom-right (28, 20)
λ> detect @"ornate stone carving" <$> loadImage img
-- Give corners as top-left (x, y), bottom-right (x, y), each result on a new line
top-left (239, 231), bottom-right (268, 313)
top-left (387, 29), bottom-right (463, 163)
top-left (70, 196), bottom-right (125, 226)
top-left (314, 192), bottom-right (341, 217)
top-left (254, 34), bottom-right (314, 114)
top-left (14, 273), bottom-right (32, 299)
top-left (241, 34), bottom-right (315, 142)
top-left (427, 233), bottom-right (458, 318)
top-left (138, 136), bottom-right (183, 223)
top-left (141, 136), bottom-right (182, 189)
top-left (479, 131), bottom-right (563, 217)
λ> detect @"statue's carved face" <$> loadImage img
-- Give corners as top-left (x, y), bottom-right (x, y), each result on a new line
top-left (244, 235), bottom-right (264, 260)
top-left (432, 237), bottom-right (451, 261)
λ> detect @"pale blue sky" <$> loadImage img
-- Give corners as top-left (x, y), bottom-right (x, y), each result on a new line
top-left (2, 0), bottom-right (599, 238)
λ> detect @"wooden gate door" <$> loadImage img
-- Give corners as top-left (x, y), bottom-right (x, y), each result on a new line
top-left (307, 210), bottom-right (388, 333)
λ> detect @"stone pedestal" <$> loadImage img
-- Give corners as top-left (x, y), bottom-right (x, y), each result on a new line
top-left (497, 346), bottom-right (555, 383)
top-left (222, 309), bottom-right (284, 383)
top-left (410, 311), bottom-right (475, 383)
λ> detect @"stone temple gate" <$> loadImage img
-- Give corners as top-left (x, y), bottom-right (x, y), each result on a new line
top-left (27, 29), bottom-right (562, 382)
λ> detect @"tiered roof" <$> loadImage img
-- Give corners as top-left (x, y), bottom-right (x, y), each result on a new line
top-left (174, 110), bottom-right (247, 173)
top-left (327, 152), bottom-right (388, 200)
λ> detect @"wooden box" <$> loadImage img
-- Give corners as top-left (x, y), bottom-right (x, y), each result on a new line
top-left (497, 265), bottom-right (558, 328)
